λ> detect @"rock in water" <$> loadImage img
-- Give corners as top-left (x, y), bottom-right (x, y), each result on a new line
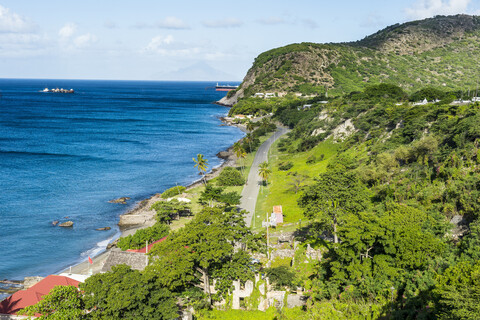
top-left (52, 220), bottom-right (59, 226)
top-left (96, 227), bottom-right (111, 231)
top-left (59, 221), bottom-right (74, 227)
top-left (108, 197), bottom-right (131, 204)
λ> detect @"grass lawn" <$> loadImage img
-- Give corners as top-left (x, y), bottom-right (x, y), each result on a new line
top-left (253, 138), bottom-right (340, 231)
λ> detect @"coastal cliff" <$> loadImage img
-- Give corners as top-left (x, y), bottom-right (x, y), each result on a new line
top-left (226, 14), bottom-right (480, 102)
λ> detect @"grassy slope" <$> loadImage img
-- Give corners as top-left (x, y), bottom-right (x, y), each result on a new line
top-left (252, 137), bottom-right (340, 230)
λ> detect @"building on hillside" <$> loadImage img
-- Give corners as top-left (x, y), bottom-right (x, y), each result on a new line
top-left (272, 205), bottom-right (283, 225)
top-left (0, 275), bottom-right (80, 317)
top-left (413, 98), bottom-right (428, 106)
top-left (298, 104), bottom-right (312, 111)
top-left (263, 206), bottom-right (284, 227)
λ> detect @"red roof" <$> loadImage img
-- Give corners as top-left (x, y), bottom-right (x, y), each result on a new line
top-left (0, 275), bottom-right (80, 315)
top-left (126, 236), bottom-right (167, 253)
top-left (273, 205), bottom-right (283, 214)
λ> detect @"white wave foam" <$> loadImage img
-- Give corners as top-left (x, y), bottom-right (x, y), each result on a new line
top-left (80, 231), bottom-right (121, 259)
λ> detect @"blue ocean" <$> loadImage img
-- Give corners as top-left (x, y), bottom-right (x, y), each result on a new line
top-left (0, 79), bottom-right (243, 280)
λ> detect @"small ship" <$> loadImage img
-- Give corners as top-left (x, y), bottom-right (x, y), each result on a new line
top-left (42, 87), bottom-right (74, 93)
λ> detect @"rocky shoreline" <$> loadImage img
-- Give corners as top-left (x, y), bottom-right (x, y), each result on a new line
top-left (0, 108), bottom-right (245, 297)
top-left (115, 144), bottom-right (238, 233)
top-left (60, 118), bottom-right (245, 277)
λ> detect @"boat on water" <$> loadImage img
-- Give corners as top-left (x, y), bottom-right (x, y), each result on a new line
top-left (42, 87), bottom-right (74, 93)
top-left (215, 83), bottom-right (238, 91)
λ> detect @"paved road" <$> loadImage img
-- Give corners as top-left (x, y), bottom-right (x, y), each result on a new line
top-left (240, 127), bottom-right (289, 227)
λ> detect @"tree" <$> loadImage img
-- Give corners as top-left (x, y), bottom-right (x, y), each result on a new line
top-left (148, 207), bottom-right (260, 305)
top-left (116, 222), bottom-right (169, 250)
top-left (260, 117), bottom-right (271, 129)
top-left (433, 260), bottom-right (480, 319)
top-left (81, 265), bottom-right (178, 319)
top-left (287, 173), bottom-right (308, 194)
top-left (265, 266), bottom-right (297, 290)
top-left (151, 199), bottom-right (191, 224)
top-left (20, 285), bottom-right (86, 320)
top-left (459, 219), bottom-right (480, 261)
top-left (259, 161), bottom-right (272, 186)
top-left (217, 167), bottom-right (245, 186)
top-left (244, 133), bottom-right (255, 153)
top-left (199, 184), bottom-right (241, 207)
top-left (193, 154), bottom-right (208, 185)
top-left (246, 120), bottom-right (255, 133)
top-left (233, 142), bottom-right (247, 174)
top-left (298, 170), bottom-right (369, 243)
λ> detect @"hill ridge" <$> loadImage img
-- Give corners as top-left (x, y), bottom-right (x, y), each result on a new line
top-left (221, 14), bottom-right (480, 106)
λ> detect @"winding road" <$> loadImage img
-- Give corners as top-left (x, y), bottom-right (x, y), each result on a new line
top-left (240, 127), bottom-right (289, 227)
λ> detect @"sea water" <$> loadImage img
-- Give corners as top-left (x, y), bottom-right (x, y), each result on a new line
top-left (0, 79), bottom-right (243, 280)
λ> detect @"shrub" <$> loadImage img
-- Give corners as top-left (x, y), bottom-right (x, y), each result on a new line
top-left (306, 154), bottom-right (323, 164)
top-left (217, 167), bottom-right (245, 186)
top-left (117, 223), bottom-right (169, 250)
top-left (265, 266), bottom-right (297, 289)
top-left (278, 161), bottom-right (294, 171)
top-left (161, 185), bottom-right (186, 198)
top-left (298, 136), bottom-right (320, 152)
top-left (227, 89), bottom-right (236, 98)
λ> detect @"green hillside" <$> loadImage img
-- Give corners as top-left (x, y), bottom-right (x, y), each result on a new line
top-left (227, 15), bottom-right (480, 101)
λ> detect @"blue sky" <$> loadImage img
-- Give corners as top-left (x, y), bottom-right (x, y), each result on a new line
top-left (0, 0), bottom-right (479, 80)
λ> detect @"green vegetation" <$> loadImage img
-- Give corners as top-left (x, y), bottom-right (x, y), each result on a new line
top-left (231, 15), bottom-right (480, 102)
top-left (161, 185), bottom-right (186, 198)
top-left (117, 222), bottom-right (169, 250)
top-left (250, 87), bottom-right (480, 317)
top-left (193, 153), bottom-right (209, 185)
top-left (216, 167), bottom-right (245, 186)
top-left (151, 199), bottom-right (191, 224)
top-left (23, 14), bottom-right (480, 320)
top-left (21, 265), bottom-right (178, 319)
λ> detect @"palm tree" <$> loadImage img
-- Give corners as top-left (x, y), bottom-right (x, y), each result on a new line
top-left (193, 154), bottom-right (209, 185)
top-left (260, 117), bottom-right (271, 129)
top-left (233, 142), bottom-right (243, 158)
top-left (246, 121), bottom-right (255, 133)
top-left (233, 142), bottom-right (246, 174)
top-left (244, 133), bottom-right (254, 153)
top-left (259, 161), bottom-right (271, 186)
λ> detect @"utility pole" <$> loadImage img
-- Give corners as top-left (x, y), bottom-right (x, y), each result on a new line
top-left (266, 221), bottom-right (270, 260)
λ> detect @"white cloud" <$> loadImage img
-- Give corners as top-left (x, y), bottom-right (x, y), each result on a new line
top-left (142, 35), bottom-right (204, 56)
top-left (256, 16), bottom-right (287, 25)
top-left (145, 35), bottom-right (174, 50)
top-left (73, 33), bottom-right (97, 48)
top-left (57, 24), bottom-right (97, 50)
top-left (157, 16), bottom-right (190, 29)
top-left (0, 33), bottom-right (49, 57)
top-left (406, 0), bottom-right (472, 19)
top-left (59, 23), bottom-right (77, 39)
top-left (202, 18), bottom-right (243, 28)
top-left (0, 5), bottom-right (34, 33)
